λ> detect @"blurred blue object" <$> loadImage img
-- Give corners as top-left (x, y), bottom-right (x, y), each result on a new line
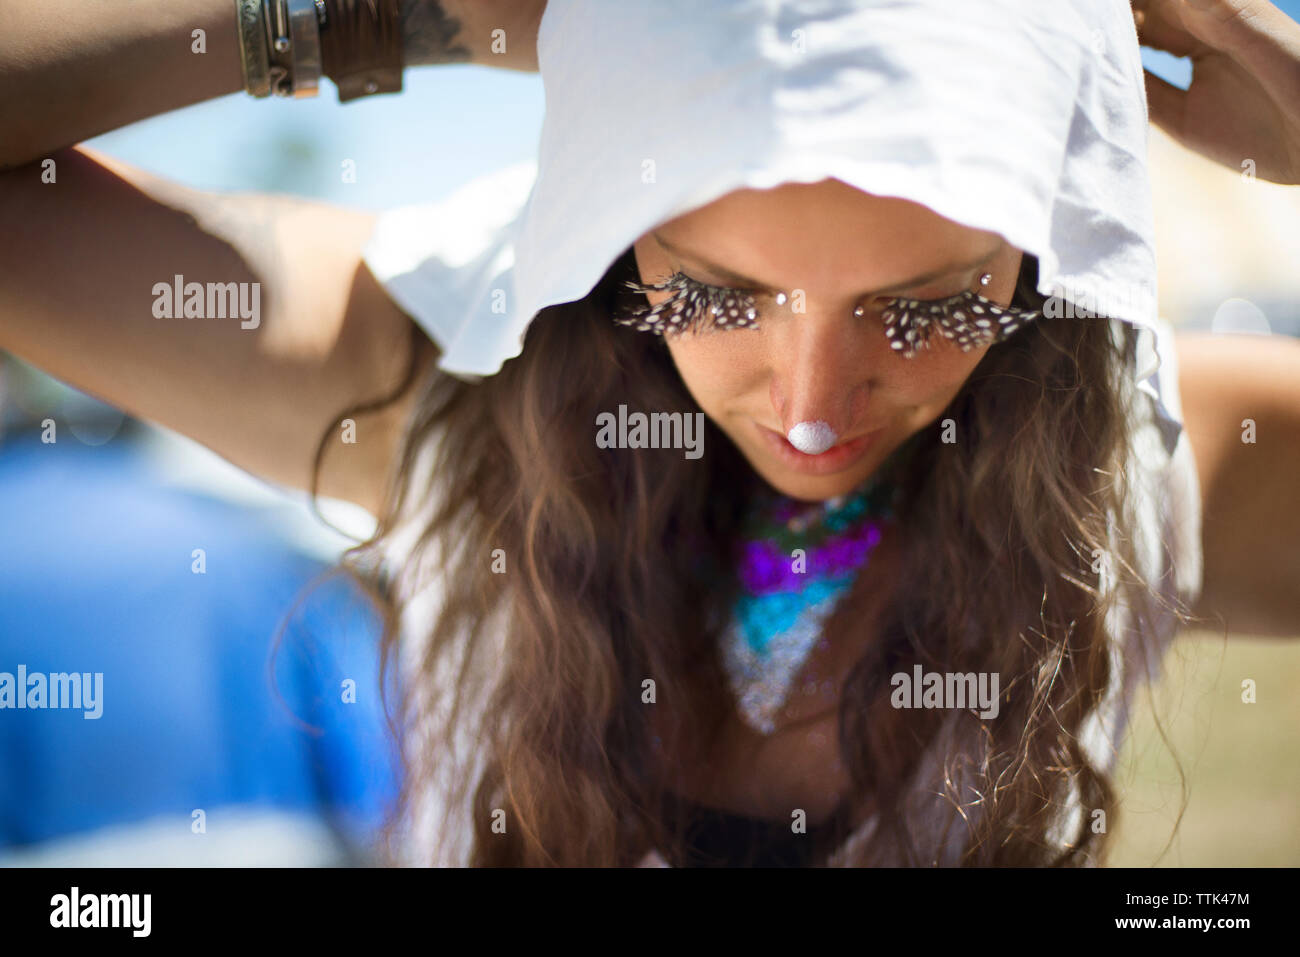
top-left (0, 429), bottom-right (401, 865)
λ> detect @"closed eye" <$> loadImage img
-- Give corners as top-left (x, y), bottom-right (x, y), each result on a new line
top-left (617, 271), bottom-right (954, 334)
top-left (614, 271), bottom-right (1040, 355)
top-left (616, 271), bottom-right (761, 335)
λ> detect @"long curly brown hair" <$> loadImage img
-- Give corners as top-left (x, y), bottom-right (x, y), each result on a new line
top-left (312, 248), bottom-right (1198, 866)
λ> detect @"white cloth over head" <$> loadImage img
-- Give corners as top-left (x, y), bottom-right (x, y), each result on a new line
top-left (358, 0), bottom-right (1208, 866)
top-left (364, 0), bottom-right (1182, 450)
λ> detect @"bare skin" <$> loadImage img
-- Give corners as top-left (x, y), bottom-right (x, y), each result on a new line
top-left (0, 0), bottom-right (545, 170)
top-left (0, 146), bottom-right (433, 516)
top-left (633, 182), bottom-right (1015, 820)
top-left (632, 180), bottom-right (1022, 505)
top-left (633, 179), bottom-right (1300, 645)
top-left (1135, 0), bottom-right (1300, 184)
top-left (1176, 333), bottom-right (1300, 636)
top-left (635, 180), bottom-right (1300, 824)
top-left (0, 5), bottom-right (1295, 835)
top-left (0, 0), bottom-right (541, 512)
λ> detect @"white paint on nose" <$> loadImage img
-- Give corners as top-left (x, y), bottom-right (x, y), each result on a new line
top-left (787, 420), bottom-right (838, 455)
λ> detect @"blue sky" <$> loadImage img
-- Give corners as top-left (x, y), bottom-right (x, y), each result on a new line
top-left (83, 3), bottom-right (1300, 210)
top-left (85, 64), bottom-right (545, 209)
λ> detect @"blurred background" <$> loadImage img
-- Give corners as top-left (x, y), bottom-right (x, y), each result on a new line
top-left (0, 11), bottom-right (1296, 866)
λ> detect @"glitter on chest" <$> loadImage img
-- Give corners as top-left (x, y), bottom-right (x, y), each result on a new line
top-left (719, 480), bottom-right (893, 735)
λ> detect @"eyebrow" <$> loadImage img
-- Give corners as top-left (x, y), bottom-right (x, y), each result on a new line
top-left (652, 231), bottom-right (1003, 296)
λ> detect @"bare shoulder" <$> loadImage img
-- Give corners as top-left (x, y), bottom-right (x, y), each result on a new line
top-left (1175, 332), bottom-right (1300, 502)
top-left (15, 146), bottom-right (440, 519)
top-left (1174, 331), bottom-right (1300, 635)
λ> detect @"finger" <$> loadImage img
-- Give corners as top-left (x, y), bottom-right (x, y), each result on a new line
top-left (1174, 0), bottom-right (1299, 60)
top-left (1179, 0), bottom-right (1300, 118)
top-left (1136, 0), bottom-right (1213, 58)
top-left (1143, 67), bottom-right (1187, 139)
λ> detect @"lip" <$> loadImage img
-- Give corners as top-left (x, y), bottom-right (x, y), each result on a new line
top-left (755, 422), bottom-right (884, 476)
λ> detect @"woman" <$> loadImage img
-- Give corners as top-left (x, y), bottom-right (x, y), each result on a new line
top-left (1, 0), bottom-right (1298, 867)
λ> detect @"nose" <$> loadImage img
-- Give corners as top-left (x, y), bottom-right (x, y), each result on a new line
top-left (770, 313), bottom-right (872, 448)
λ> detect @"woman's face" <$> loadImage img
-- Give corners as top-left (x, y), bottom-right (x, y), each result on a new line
top-left (631, 179), bottom-right (1025, 502)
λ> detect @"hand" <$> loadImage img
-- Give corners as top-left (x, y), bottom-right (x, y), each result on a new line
top-left (1133, 0), bottom-right (1300, 184)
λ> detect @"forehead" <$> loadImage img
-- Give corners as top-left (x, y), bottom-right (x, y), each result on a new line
top-left (645, 179), bottom-right (1003, 291)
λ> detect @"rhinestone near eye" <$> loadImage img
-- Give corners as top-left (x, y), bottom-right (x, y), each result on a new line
top-left (775, 292), bottom-right (788, 306)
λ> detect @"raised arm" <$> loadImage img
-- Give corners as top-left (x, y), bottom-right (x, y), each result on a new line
top-left (0, 1), bottom-right (546, 513)
top-left (0, 0), bottom-right (544, 170)
top-left (1177, 331), bottom-right (1300, 637)
top-left (0, 145), bottom-right (437, 516)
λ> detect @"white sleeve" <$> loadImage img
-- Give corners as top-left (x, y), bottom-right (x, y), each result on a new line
top-left (361, 162), bottom-right (537, 358)
top-left (1133, 315), bottom-right (1188, 459)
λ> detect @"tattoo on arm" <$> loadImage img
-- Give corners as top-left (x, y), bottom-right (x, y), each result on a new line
top-left (399, 0), bottom-right (472, 65)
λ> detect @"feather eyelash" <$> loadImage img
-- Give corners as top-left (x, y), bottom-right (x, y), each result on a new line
top-left (615, 272), bottom-right (1042, 357)
top-left (880, 291), bottom-right (1042, 356)
top-left (616, 273), bottom-right (759, 335)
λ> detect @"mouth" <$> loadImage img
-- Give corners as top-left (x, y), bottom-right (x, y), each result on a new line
top-left (754, 422), bottom-right (884, 476)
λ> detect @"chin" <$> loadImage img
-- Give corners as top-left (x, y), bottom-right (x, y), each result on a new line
top-left (747, 454), bottom-right (885, 503)
top-left (767, 474), bottom-right (876, 503)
